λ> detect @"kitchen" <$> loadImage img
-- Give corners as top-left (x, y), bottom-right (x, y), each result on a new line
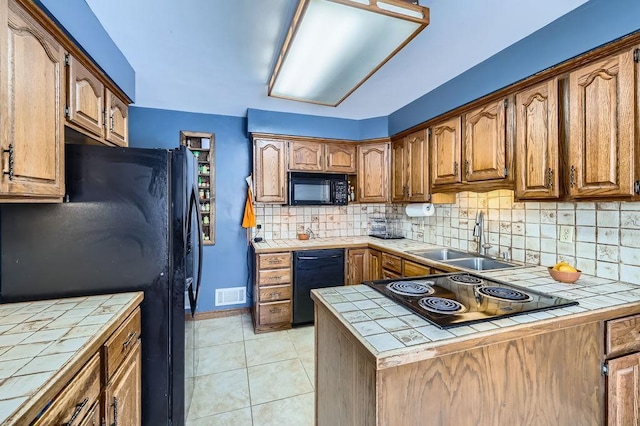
top-left (0, 0), bottom-right (640, 425)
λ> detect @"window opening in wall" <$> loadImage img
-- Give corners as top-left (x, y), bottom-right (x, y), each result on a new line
top-left (180, 130), bottom-right (215, 245)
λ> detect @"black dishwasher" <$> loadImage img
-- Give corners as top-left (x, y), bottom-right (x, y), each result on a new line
top-left (293, 248), bottom-right (345, 325)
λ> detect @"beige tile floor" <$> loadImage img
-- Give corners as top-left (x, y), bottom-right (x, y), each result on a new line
top-left (186, 314), bottom-right (315, 426)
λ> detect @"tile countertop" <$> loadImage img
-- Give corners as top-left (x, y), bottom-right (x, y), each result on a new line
top-left (0, 292), bottom-right (143, 425)
top-left (252, 236), bottom-right (431, 253)
top-left (311, 268), bottom-right (640, 369)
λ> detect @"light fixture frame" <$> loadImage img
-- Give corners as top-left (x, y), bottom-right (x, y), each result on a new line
top-left (268, 0), bottom-right (430, 107)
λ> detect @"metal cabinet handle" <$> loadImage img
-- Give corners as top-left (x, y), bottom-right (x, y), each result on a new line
top-left (111, 397), bottom-right (119, 426)
top-left (269, 307), bottom-right (282, 314)
top-left (122, 331), bottom-right (137, 349)
top-left (453, 162), bottom-right (458, 175)
top-left (465, 160), bottom-right (470, 176)
top-left (110, 114), bottom-right (115, 132)
top-left (3, 144), bottom-right (14, 181)
top-left (547, 168), bottom-right (553, 188)
top-left (570, 165), bottom-right (575, 188)
top-left (63, 397), bottom-right (88, 426)
top-left (268, 275), bottom-right (282, 281)
top-left (267, 258), bottom-right (283, 264)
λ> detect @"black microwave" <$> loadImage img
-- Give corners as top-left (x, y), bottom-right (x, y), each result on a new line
top-left (288, 172), bottom-right (349, 206)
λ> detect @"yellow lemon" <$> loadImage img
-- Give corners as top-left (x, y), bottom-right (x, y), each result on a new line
top-left (557, 264), bottom-right (577, 273)
top-left (552, 261), bottom-right (569, 271)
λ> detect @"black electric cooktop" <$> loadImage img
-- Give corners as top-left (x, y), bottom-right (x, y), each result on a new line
top-left (365, 272), bottom-right (578, 329)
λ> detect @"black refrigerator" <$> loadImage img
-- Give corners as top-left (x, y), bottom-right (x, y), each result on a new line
top-left (0, 143), bottom-right (202, 426)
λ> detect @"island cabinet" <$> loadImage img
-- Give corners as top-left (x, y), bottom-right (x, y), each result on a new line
top-left (604, 313), bottom-right (640, 425)
top-left (357, 142), bottom-right (390, 203)
top-left (253, 137), bottom-right (287, 203)
top-left (567, 46), bottom-right (639, 199)
top-left (514, 78), bottom-right (561, 200)
top-left (66, 55), bottom-right (129, 147)
top-left (315, 304), bottom-right (606, 426)
top-left (253, 252), bottom-right (293, 332)
top-left (0, 0), bottom-right (65, 201)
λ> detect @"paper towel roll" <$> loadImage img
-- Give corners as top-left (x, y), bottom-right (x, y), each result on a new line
top-left (405, 203), bottom-right (435, 217)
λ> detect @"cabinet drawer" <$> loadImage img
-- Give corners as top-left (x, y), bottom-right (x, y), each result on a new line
top-left (34, 353), bottom-right (101, 426)
top-left (382, 269), bottom-right (402, 280)
top-left (258, 269), bottom-right (291, 286)
top-left (104, 307), bottom-right (141, 380)
top-left (259, 284), bottom-right (292, 302)
top-left (403, 260), bottom-right (430, 277)
top-left (258, 300), bottom-right (291, 325)
top-left (258, 253), bottom-right (291, 269)
top-left (606, 314), bottom-right (640, 357)
top-left (381, 253), bottom-right (402, 274)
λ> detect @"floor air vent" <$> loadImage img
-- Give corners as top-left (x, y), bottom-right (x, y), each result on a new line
top-left (215, 287), bottom-right (246, 306)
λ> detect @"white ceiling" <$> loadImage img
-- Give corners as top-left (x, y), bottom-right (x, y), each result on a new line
top-left (85, 0), bottom-right (589, 120)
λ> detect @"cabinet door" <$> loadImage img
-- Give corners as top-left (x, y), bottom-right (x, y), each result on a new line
top-left (367, 250), bottom-right (381, 281)
top-left (406, 129), bottom-right (429, 202)
top-left (431, 117), bottom-right (462, 186)
top-left (391, 139), bottom-right (406, 202)
top-left (67, 55), bottom-right (105, 139)
top-left (357, 143), bottom-right (389, 203)
top-left (254, 139), bottom-right (287, 203)
top-left (325, 143), bottom-right (356, 173)
top-left (346, 248), bottom-right (367, 285)
top-left (607, 352), bottom-right (640, 426)
top-left (105, 340), bottom-right (141, 426)
top-left (515, 79), bottom-right (560, 199)
top-left (464, 99), bottom-right (508, 182)
top-left (568, 48), bottom-right (636, 198)
top-left (403, 260), bottom-right (430, 277)
top-left (288, 140), bottom-right (323, 171)
top-left (105, 89), bottom-right (129, 147)
top-left (0, 1), bottom-right (65, 199)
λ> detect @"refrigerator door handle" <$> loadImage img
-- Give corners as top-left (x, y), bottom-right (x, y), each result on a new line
top-left (187, 188), bottom-right (203, 317)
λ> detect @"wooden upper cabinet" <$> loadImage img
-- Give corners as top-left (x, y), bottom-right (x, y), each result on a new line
top-left (254, 138), bottom-right (287, 203)
top-left (66, 54), bottom-right (129, 147)
top-left (515, 79), bottom-right (560, 199)
top-left (392, 130), bottom-right (430, 202)
top-left (325, 143), bottom-right (356, 173)
top-left (0, 0), bottom-right (65, 200)
top-left (391, 138), bottom-right (406, 202)
top-left (67, 55), bottom-right (104, 138)
top-left (430, 117), bottom-right (462, 187)
top-left (105, 89), bottom-right (128, 147)
top-left (288, 141), bottom-right (323, 171)
top-left (568, 48), bottom-right (637, 198)
top-left (357, 142), bottom-right (389, 203)
top-left (607, 352), bottom-right (640, 426)
top-left (464, 99), bottom-right (508, 182)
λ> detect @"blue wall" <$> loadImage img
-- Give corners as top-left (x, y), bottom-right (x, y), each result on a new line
top-left (35, 0), bottom-right (135, 101)
top-left (389, 0), bottom-right (640, 134)
top-left (129, 107), bottom-right (250, 312)
top-left (247, 108), bottom-right (388, 140)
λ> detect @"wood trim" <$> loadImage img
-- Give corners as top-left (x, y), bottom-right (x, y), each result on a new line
top-left (390, 30), bottom-right (640, 140)
top-left (187, 307), bottom-right (250, 321)
top-left (250, 132), bottom-right (391, 146)
top-left (15, 0), bottom-right (132, 104)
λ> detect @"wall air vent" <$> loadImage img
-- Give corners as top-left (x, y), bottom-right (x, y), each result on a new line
top-left (215, 287), bottom-right (246, 306)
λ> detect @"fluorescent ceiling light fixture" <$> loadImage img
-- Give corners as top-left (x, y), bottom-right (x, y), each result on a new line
top-left (268, 0), bottom-right (430, 106)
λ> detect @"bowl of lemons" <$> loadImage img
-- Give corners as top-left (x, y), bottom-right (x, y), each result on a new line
top-left (548, 261), bottom-right (581, 283)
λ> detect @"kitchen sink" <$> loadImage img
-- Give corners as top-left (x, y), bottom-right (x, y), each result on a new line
top-left (408, 248), bottom-right (473, 261)
top-left (443, 257), bottom-right (517, 271)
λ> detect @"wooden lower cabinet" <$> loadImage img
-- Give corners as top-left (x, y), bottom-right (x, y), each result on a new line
top-left (253, 251), bottom-right (293, 332)
top-left (316, 304), bottom-right (604, 425)
top-left (367, 250), bottom-right (381, 281)
top-left (105, 340), bottom-right (142, 426)
top-left (346, 248), bottom-right (368, 285)
top-left (402, 260), bottom-right (430, 277)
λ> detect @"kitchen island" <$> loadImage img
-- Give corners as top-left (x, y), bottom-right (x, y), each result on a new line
top-left (0, 291), bottom-right (143, 425)
top-left (311, 267), bottom-right (640, 425)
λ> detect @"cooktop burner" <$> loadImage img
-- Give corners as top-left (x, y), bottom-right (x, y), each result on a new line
top-left (419, 297), bottom-right (466, 314)
top-left (476, 286), bottom-right (531, 302)
top-left (387, 281), bottom-right (434, 296)
top-left (448, 274), bottom-right (483, 285)
top-left (365, 272), bottom-right (578, 329)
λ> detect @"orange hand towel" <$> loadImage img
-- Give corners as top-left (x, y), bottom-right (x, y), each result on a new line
top-left (241, 186), bottom-right (256, 228)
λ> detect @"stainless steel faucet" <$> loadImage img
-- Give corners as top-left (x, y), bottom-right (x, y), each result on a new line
top-left (473, 211), bottom-right (490, 255)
